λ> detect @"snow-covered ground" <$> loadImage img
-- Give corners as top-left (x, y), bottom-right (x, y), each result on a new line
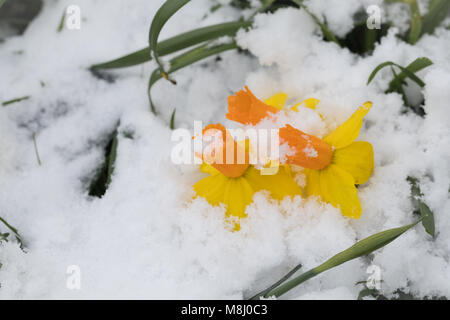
top-left (0, 0), bottom-right (449, 299)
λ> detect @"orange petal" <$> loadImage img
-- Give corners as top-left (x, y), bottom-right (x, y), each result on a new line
top-left (202, 123), bottom-right (250, 178)
top-left (279, 124), bottom-right (333, 170)
top-left (226, 86), bottom-right (280, 125)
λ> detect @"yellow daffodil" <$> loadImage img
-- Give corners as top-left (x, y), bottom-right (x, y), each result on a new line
top-left (226, 87), bottom-right (374, 219)
top-left (193, 123), bottom-right (302, 226)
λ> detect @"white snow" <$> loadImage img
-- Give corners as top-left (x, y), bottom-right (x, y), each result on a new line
top-left (0, 0), bottom-right (449, 299)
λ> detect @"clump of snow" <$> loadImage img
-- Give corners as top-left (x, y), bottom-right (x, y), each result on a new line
top-left (0, 0), bottom-right (449, 299)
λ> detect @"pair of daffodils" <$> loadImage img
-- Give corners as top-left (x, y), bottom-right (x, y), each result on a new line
top-left (193, 86), bottom-right (374, 222)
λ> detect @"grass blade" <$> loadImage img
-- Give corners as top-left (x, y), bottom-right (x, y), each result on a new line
top-left (148, 41), bottom-right (238, 113)
top-left (407, 176), bottom-right (436, 238)
top-left (387, 57), bottom-right (432, 90)
top-left (367, 61), bottom-right (395, 84)
top-left (368, 58), bottom-right (431, 88)
top-left (2, 95), bottom-right (30, 106)
top-left (421, 0), bottom-right (450, 36)
top-left (57, 8), bottom-right (66, 32)
top-left (92, 20), bottom-right (250, 69)
top-left (170, 109), bottom-right (176, 129)
top-left (407, 0), bottom-right (422, 44)
top-left (106, 132), bottom-right (118, 187)
top-left (262, 220), bottom-right (421, 298)
top-left (149, 0), bottom-right (191, 81)
top-left (0, 216), bottom-right (23, 248)
top-left (249, 263), bottom-right (302, 300)
top-left (291, 0), bottom-right (340, 45)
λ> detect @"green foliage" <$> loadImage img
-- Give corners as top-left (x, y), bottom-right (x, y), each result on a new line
top-left (92, 21), bottom-right (250, 70)
top-left (57, 8), bottom-right (66, 32)
top-left (421, 0), bottom-right (450, 36)
top-left (88, 126), bottom-right (119, 197)
top-left (407, 176), bottom-right (436, 238)
top-left (250, 178), bottom-right (436, 299)
top-left (386, 0), bottom-right (449, 43)
top-left (0, 217), bottom-right (23, 248)
top-left (250, 220), bottom-right (421, 299)
top-left (170, 109), bottom-right (176, 130)
top-left (149, 0), bottom-right (191, 83)
top-left (148, 42), bottom-right (238, 113)
top-left (367, 57), bottom-right (433, 114)
top-left (2, 95), bottom-right (30, 106)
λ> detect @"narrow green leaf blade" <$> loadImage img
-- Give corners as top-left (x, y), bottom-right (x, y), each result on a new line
top-left (367, 61), bottom-right (395, 84)
top-left (263, 221), bottom-right (420, 298)
top-left (2, 95), bottom-right (30, 106)
top-left (407, 176), bottom-right (436, 238)
top-left (57, 8), bottom-right (66, 32)
top-left (148, 41), bottom-right (238, 113)
top-left (393, 63), bottom-right (427, 87)
top-left (419, 202), bottom-right (435, 237)
top-left (421, 0), bottom-right (450, 36)
top-left (249, 263), bottom-right (302, 300)
top-left (106, 131), bottom-right (118, 187)
top-left (149, 0), bottom-right (191, 76)
top-left (170, 108), bottom-right (176, 129)
top-left (291, 0), bottom-right (340, 45)
top-left (92, 20), bottom-right (250, 70)
top-left (0, 216), bottom-right (23, 247)
top-left (407, 0), bottom-right (422, 44)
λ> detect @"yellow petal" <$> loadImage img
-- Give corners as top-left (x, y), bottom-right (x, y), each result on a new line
top-left (199, 162), bottom-right (221, 175)
top-left (323, 102), bottom-right (372, 149)
top-left (303, 168), bottom-right (321, 197)
top-left (245, 166), bottom-right (302, 200)
top-left (193, 173), bottom-right (229, 206)
top-left (318, 164), bottom-right (362, 218)
top-left (333, 141), bottom-right (374, 185)
top-left (223, 177), bottom-right (254, 218)
top-left (292, 98), bottom-right (320, 111)
top-left (264, 92), bottom-right (287, 110)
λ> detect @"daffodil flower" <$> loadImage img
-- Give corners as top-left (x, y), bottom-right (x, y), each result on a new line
top-left (193, 123), bottom-right (302, 226)
top-left (226, 87), bottom-right (374, 218)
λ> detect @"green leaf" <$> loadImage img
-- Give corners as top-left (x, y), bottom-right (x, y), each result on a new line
top-left (358, 287), bottom-right (380, 300)
top-left (407, 176), bottom-right (436, 238)
top-left (421, 0), bottom-right (450, 36)
top-left (419, 202), bottom-right (435, 237)
top-left (367, 58), bottom-right (431, 90)
top-left (106, 132), bottom-right (118, 187)
top-left (259, 221), bottom-right (420, 298)
top-left (0, 216), bottom-right (23, 248)
top-left (291, 0), bottom-right (340, 45)
top-left (91, 21), bottom-right (250, 69)
top-left (149, 0), bottom-right (191, 80)
top-left (148, 41), bottom-right (238, 113)
top-left (2, 95), bottom-right (30, 106)
top-left (387, 57), bottom-right (433, 92)
top-left (89, 125), bottom-right (119, 197)
top-left (170, 109), bottom-right (176, 129)
top-left (386, 0), bottom-right (422, 44)
top-left (249, 263), bottom-right (302, 300)
top-left (367, 61), bottom-right (396, 85)
top-left (406, 0), bottom-right (422, 44)
top-left (57, 8), bottom-right (66, 32)
top-left (0, 0), bottom-right (5, 9)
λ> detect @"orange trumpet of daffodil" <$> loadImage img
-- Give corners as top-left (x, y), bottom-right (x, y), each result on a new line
top-left (226, 87), bottom-right (374, 218)
top-left (193, 123), bottom-right (302, 225)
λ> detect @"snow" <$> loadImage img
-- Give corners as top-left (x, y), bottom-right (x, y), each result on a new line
top-left (0, 0), bottom-right (449, 299)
